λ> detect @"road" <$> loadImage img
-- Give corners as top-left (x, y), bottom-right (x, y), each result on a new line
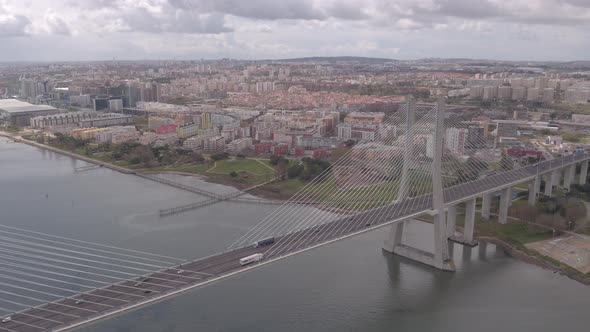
top-left (2, 153), bottom-right (587, 332)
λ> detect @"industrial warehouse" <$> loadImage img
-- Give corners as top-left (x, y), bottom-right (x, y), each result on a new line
top-left (0, 99), bottom-right (59, 126)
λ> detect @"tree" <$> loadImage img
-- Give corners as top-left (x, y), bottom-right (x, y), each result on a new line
top-left (269, 155), bottom-right (287, 165)
top-left (127, 145), bottom-right (155, 165)
top-left (275, 157), bottom-right (289, 181)
top-left (211, 152), bottom-right (229, 161)
top-left (190, 151), bottom-right (205, 163)
top-left (229, 171), bottom-right (238, 177)
top-left (300, 157), bottom-right (331, 181)
top-left (287, 164), bottom-right (304, 179)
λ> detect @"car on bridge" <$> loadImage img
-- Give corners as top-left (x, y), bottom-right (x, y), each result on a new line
top-left (253, 237), bottom-right (275, 248)
top-left (239, 253), bottom-right (264, 265)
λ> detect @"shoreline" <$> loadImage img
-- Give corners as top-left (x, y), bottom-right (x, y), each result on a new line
top-left (2, 133), bottom-right (588, 285)
top-left (1, 133), bottom-right (285, 200)
top-left (479, 236), bottom-right (590, 285)
top-left (0, 133), bottom-right (135, 175)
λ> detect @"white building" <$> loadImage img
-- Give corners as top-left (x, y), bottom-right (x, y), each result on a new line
top-left (183, 136), bottom-right (205, 150)
top-left (204, 136), bottom-right (225, 152)
top-left (227, 138), bottom-right (253, 154)
top-left (153, 133), bottom-right (178, 147)
top-left (445, 127), bottom-right (467, 155)
top-left (565, 81), bottom-right (590, 104)
top-left (176, 123), bottom-right (199, 138)
top-left (108, 99), bottom-right (123, 112)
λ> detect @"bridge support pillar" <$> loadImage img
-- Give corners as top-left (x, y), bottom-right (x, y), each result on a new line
top-left (481, 193), bottom-right (491, 220)
top-left (382, 218), bottom-right (454, 271)
top-left (450, 199), bottom-right (478, 247)
top-left (564, 165), bottom-right (575, 191)
top-left (383, 221), bottom-right (404, 253)
top-left (446, 205), bottom-right (457, 237)
top-left (498, 187), bottom-right (510, 225)
top-left (383, 99), bottom-right (454, 272)
top-left (580, 161), bottom-right (588, 185)
top-left (528, 176), bottom-right (540, 206)
top-left (543, 172), bottom-right (553, 197)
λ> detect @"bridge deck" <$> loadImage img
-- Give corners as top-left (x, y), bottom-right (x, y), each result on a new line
top-left (2, 153), bottom-right (587, 332)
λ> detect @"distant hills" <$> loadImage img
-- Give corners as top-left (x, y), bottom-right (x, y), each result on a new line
top-left (272, 56), bottom-right (397, 64)
top-left (265, 56), bottom-right (590, 67)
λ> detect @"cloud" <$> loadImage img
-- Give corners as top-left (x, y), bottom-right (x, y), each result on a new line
top-left (44, 13), bottom-right (72, 36)
top-left (0, 13), bottom-right (30, 37)
top-left (173, 0), bottom-right (325, 20)
top-left (395, 18), bottom-right (424, 30)
top-left (117, 8), bottom-right (232, 34)
top-left (0, 0), bottom-right (589, 61)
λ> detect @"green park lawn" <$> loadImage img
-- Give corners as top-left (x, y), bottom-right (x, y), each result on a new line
top-left (208, 158), bottom-right (275, 176)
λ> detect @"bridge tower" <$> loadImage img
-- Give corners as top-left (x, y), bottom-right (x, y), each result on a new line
top-left (383, 98), bottom-right (455, 271)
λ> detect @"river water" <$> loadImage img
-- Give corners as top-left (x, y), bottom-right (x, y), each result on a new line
top-left (1, 137), bottom-right (589, 332)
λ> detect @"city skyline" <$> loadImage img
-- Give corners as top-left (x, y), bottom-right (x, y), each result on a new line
top-left (0, 0), bottom-right (589, 62)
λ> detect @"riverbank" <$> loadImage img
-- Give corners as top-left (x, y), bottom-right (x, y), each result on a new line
top-left (0, 133), bottom-right (289, 200)
top-left (0, 133), bottom-right (135, 174)
top-left (479, 236), bottom-right (590, 285)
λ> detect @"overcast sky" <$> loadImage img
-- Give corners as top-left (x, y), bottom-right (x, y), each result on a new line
top-left (0, 0), bottom-right (589, 62)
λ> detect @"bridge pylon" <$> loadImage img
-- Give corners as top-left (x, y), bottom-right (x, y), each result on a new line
top-left (383, 98), bottom-right (455, 271)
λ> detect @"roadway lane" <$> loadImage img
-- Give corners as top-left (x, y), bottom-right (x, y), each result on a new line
top-left (3, 153), bottom-right (587, 332)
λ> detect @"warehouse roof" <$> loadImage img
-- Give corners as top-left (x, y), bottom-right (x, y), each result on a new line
top-left (0, 99), bottom-right (57, 114)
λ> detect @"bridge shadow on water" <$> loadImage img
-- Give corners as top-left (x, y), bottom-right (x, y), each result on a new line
top-left (380, 238), bottom-right (510, 316)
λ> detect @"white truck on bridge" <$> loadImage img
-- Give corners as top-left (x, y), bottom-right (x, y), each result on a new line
top-left (239, 253), bottom-right (264, 266)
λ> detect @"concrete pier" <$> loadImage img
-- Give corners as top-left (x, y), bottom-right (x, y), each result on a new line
top-left (383, 221), bottom-right (405, 253)
top-left (446, 205), bottom-right (457, 237)
top-left (563, 165), bottom-right (575, 190)
top-left (383, 99), bottom-right (454, 272)
top-left (544, 172), bottom-right (553, 196)
top-left (528, 176), bottom-right (540, 206)
top-left (382, 218), bottom-right (454, 272)
top-left (449, 199), bottom-right (478, 247)
top-left (498, 187), bottom-right (510, 224)
top-left (580, 160), bottom-right (588, 185)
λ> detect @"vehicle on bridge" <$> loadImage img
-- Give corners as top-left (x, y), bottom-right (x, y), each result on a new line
top-left (2, 316), bottom-right (11, 323)
top-left (239, 253), bottom-right (264, 265)
top-left (253, 237), bottom-right (275, 248)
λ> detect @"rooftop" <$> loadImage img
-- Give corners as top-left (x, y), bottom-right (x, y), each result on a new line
top-left (0, 99), bottom-right (57, 114)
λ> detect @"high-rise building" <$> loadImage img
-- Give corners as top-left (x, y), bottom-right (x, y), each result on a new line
top-left (19, 79), bottom-right (47, 98)
top-left (565, 82), bottom-right (590, 104)
top-left (201, 112), bottom-right (212, 129)
top-left (176, 123), bottom-right (199, 138)
top-left (535, 77), bottom-right (549, 90)
top-left (92, 97), bottom-right (109, 111)
top-left (469, 86), bottom-right (484, 99)
top-left (445, 127), bottom-right (467, 155)
top-left (483, 86), bottom-right (498, 100)
top-left (204, 136), bottom-right (225, 152)
top-left (511, 86), bottom-right (527, 100)
top-left (124, 85), bottom-right (141, 108)
top-left (527, 87), bottom-right (540, 101)
top-left (542, 88), bottom-right (554, 104)
top-left (108, 99), bottom-right (123, 112)
top-left (498, 86), bottom-right (512, 100)
top-left (70, 94), bottom-right (92, 107)
top-left (256, 81), bottom-right (275, 93)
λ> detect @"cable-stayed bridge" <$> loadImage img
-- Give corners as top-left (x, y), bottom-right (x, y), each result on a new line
top-left (1, 99), bottom-right (589, 331)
